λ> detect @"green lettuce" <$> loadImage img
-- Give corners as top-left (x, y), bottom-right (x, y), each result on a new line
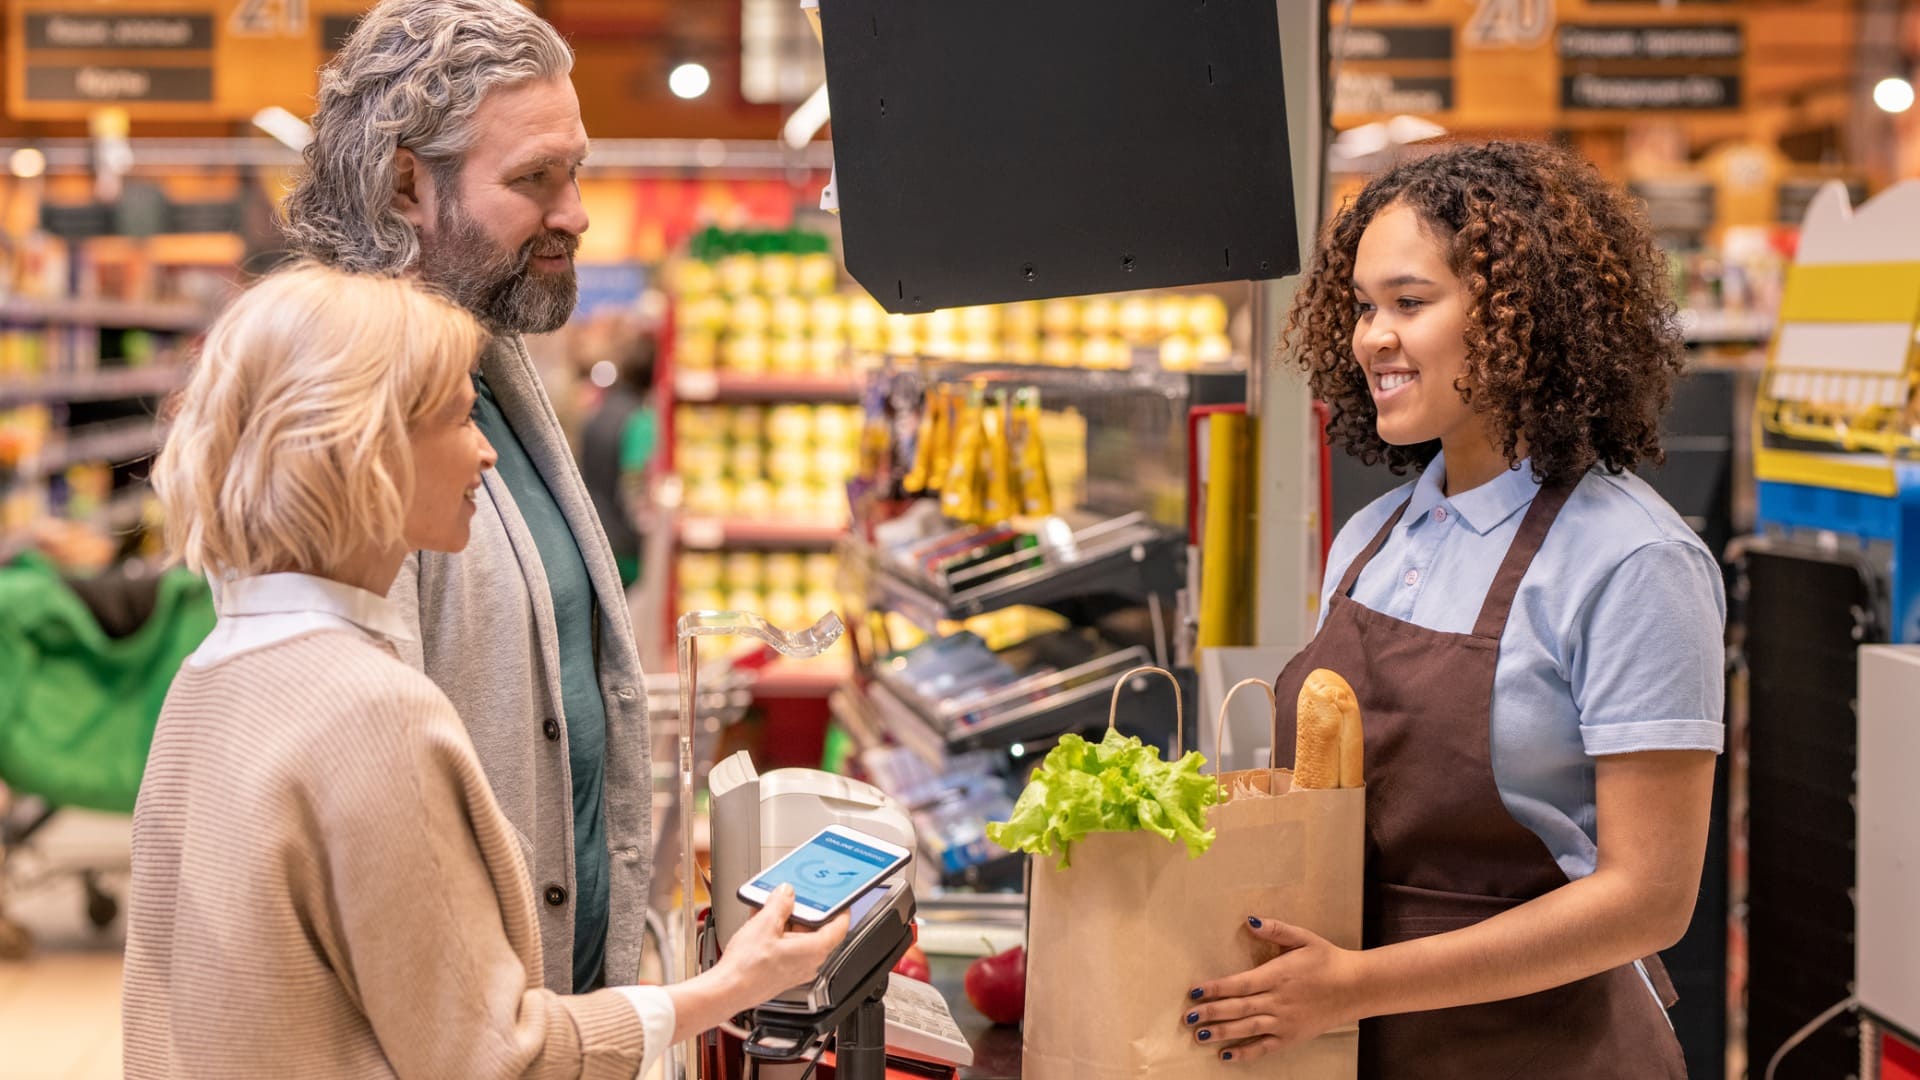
top-left (985, 728), bottom-right (1223, 867)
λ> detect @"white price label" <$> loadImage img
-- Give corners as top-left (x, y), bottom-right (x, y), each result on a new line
top-left (682, 518), bottom-right (726, 549)
top-left (675, 371), bottom-right (720, 402)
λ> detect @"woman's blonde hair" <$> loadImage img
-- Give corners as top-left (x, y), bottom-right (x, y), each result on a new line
top-left (153, 262), bottom-right (485, 578)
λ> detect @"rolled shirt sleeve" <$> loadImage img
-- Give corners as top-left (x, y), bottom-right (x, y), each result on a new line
top-left (613, 986), bottom-right (677, 1080)
top-left (1570, 540), bottom-right (1728, 756)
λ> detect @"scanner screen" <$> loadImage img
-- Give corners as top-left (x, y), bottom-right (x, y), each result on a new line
top-left (751, 830), bottom-right (899, 914)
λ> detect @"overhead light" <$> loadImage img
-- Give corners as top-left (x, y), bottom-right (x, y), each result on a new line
top-left (782, 83), bottom-right (832, 149)
top-left (669, 62), bottom-right (712, 101)
top-left (1875, 76), bottom-right (1914, 115)
top-left (251, 106), bottom-right (313, 152)
top-left (8, 148), bottom-right (46, 179)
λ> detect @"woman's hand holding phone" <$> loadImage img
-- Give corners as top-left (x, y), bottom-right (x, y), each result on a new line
top-left (665, 884), bottom-right (851, 1043)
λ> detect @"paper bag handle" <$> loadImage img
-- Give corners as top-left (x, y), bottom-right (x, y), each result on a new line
top-left (1107, 665), bottom-right (1185, 758)
top-left (1215, 678), bottom-right (1280, 775)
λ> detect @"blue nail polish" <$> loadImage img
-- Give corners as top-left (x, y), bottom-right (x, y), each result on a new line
top-left (1247, 916), bottom-right (1262, 929)
top-left (1198, 1030), bottom-right (1213, 1042)
top-left (1222, 1051), bottom-right (1235, 1062)
top-left (1186, 1012), bottom-right (1200, 1026)
top-left (1189, 987), bottom-right (1204, 1000)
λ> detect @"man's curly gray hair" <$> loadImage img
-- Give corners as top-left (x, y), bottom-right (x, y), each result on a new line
top-left (281, 0), bottom-right (573, 273)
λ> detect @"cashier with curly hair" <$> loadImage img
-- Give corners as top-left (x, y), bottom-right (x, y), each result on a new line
top-left (1184, 141), bottom-right (1725, 1078)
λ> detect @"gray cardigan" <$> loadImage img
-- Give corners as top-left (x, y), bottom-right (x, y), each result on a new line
top-left (388, 333), bottom-right (654, 992)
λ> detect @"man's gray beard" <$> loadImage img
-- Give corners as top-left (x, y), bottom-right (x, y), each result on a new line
top-left (419, 198), bottom-right (578, 334)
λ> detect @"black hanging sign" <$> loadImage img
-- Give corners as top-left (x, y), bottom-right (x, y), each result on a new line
top-left (818, 0), bottom-right (1299, 313)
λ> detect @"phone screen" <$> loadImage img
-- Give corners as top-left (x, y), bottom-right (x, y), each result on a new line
top-left (748, 829), bottom-right (902, 917)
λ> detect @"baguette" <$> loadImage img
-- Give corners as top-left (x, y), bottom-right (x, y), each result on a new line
top-left (1293, 668), bottom-right (1364, 789)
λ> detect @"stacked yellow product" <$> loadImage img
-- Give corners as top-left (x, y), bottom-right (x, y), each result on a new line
top-left (878, 292), bottom-right (1234, 370)
top-left (670, 244), bottom-right (873, 378)
top-left (678, 550), bottom-right (848, 658)
top-left (676, 402), bottom-right (859, 524)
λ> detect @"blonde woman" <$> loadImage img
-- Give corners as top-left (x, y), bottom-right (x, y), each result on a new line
top-left (127, 263), bottom-right (846, 1079)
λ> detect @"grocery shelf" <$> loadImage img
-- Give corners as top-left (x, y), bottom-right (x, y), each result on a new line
top-left (672, 371), bottom-right (865, 403)
top-left (0, 296), bottom-right (212, 333)
top-left (937, 849), bottom-right (1025, 892)
top-left (676, 517), bottom-right (846, 550)
top-left (753, 656), bottom-right (850, 698)
top-left (10, 419), bottom-right (164, 480)
top-left (828, 686), bottom-right (889, 757)
top-left (88, 485), bottom-right (152, 532)
top-left (0, 363), bottom-right (186, 407)
top-left (869, 643), bottom-right (1158, 757)
top-left (1680, 308), bottom-right (1774, 346)
top-left (870, 513), bottom-right (1185, 630)
top-left (918, 359), bottom-right (1197, 399)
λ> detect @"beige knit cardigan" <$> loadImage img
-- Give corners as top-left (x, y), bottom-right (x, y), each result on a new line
top-left (123, 630), bottom-right (647, 1079)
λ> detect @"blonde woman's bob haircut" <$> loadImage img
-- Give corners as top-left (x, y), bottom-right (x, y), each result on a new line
top-left (153, 262), bottom-right (485, 579)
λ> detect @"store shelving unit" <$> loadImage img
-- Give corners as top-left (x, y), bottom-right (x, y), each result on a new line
top-left (671, 371), bottom-right (863, 404)
top-left (0, 362), bottom-right (186, 409)
top-left (16, 419), bottom-right (166, 482)
top-left (675, 517), bottom-right (845, 551)
top-left (868, 511), bottom-right (1183, 631)
top-left (0, 297), bottom-right (212, 333)
top-left (827, 354), bottom-right (1224, 898)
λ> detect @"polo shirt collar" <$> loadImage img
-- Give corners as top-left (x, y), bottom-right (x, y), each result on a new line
top-left (1402, 451), bottom-right (1543, 536)
top-left (1445, 453), bottom-right (1543, 535)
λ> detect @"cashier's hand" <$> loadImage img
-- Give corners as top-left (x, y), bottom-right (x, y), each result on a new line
top-left (716, 884), bottom-right (851, 1004)
top-left (1182, 916), bottom-right (1361, 1064)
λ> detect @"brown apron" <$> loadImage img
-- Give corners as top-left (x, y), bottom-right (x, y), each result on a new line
top-left (1273, 483), bottom-right (1688, 1079)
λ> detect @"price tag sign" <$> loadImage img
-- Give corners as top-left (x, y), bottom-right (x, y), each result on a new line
top-left (7, 0), bottom-right (370, 120)
top-left (682, 518), bottom-right (726, 550)
top-left (675, 371), bottom-right (721, 402)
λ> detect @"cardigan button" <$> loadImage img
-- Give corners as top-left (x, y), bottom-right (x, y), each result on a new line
top-left (543, 718), bottom-right (561, 741)
top-left (545, 885), bottom-right (568, 907)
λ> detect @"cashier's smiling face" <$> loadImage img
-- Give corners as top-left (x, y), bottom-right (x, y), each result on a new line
top-left (409, 76), bottom-right (591, 334)
top-left (1350, 201), bottom-right (1478, 449)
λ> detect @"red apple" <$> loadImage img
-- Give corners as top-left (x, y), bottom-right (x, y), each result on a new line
top-left (963, 945), bottom-right (1026, 1025)
top-left (893, 943), bottom-right (931, 983)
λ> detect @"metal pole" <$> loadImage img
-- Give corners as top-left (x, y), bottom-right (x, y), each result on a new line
top-left (1252, 0), bottom-right (1328, 650)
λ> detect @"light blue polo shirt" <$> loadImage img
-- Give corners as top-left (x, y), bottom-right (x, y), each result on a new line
top-left (1320, 452), bottom-right (1726, 883)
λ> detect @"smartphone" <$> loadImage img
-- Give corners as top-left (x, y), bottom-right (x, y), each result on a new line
top-left (737, 823), bottom-right (913, 927)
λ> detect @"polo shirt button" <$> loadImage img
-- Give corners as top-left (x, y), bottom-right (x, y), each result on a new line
top-left (545, 885), bottom-right (568, 907)
top-left (1434, 507), bottom-right (1448, 522)
top-left (1404, 568), bottom-right (1420, 586)
top-left (543, 718), bottom-right (561, 741)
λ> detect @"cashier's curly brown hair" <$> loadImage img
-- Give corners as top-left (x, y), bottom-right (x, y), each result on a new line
top-left (1283, 140), bottom-right (1686, 488)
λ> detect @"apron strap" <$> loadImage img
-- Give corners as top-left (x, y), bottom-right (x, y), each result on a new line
top-left (1337, 498), bottom-right (1414, 597)
top-left (1639, 952), bottom-right (1681, 1010)
top-left (1470, 481), bottom-right (1574, 640)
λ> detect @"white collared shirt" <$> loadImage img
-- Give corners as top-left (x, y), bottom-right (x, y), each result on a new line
top-left (186, 572), bottom-right (676, 1067)
top-left (191, 572), bottom-right (415, 666)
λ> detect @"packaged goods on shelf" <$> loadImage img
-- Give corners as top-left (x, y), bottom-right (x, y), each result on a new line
top-left (674, 401), bottom-right (858, 525)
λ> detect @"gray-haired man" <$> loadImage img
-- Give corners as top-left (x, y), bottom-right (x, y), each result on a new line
top-left (283, 0), bottom-right (647, 998)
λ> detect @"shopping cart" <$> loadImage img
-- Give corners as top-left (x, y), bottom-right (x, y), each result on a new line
top-left (0, 553), bottom-right (215, 958)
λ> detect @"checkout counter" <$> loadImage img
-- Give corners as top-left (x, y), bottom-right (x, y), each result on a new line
top-left (701, 752), bottom-right (1025, 1079)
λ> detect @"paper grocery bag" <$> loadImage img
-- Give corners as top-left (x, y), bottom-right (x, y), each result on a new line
top-left (1021, 675), bottom-right (1364, 1079)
